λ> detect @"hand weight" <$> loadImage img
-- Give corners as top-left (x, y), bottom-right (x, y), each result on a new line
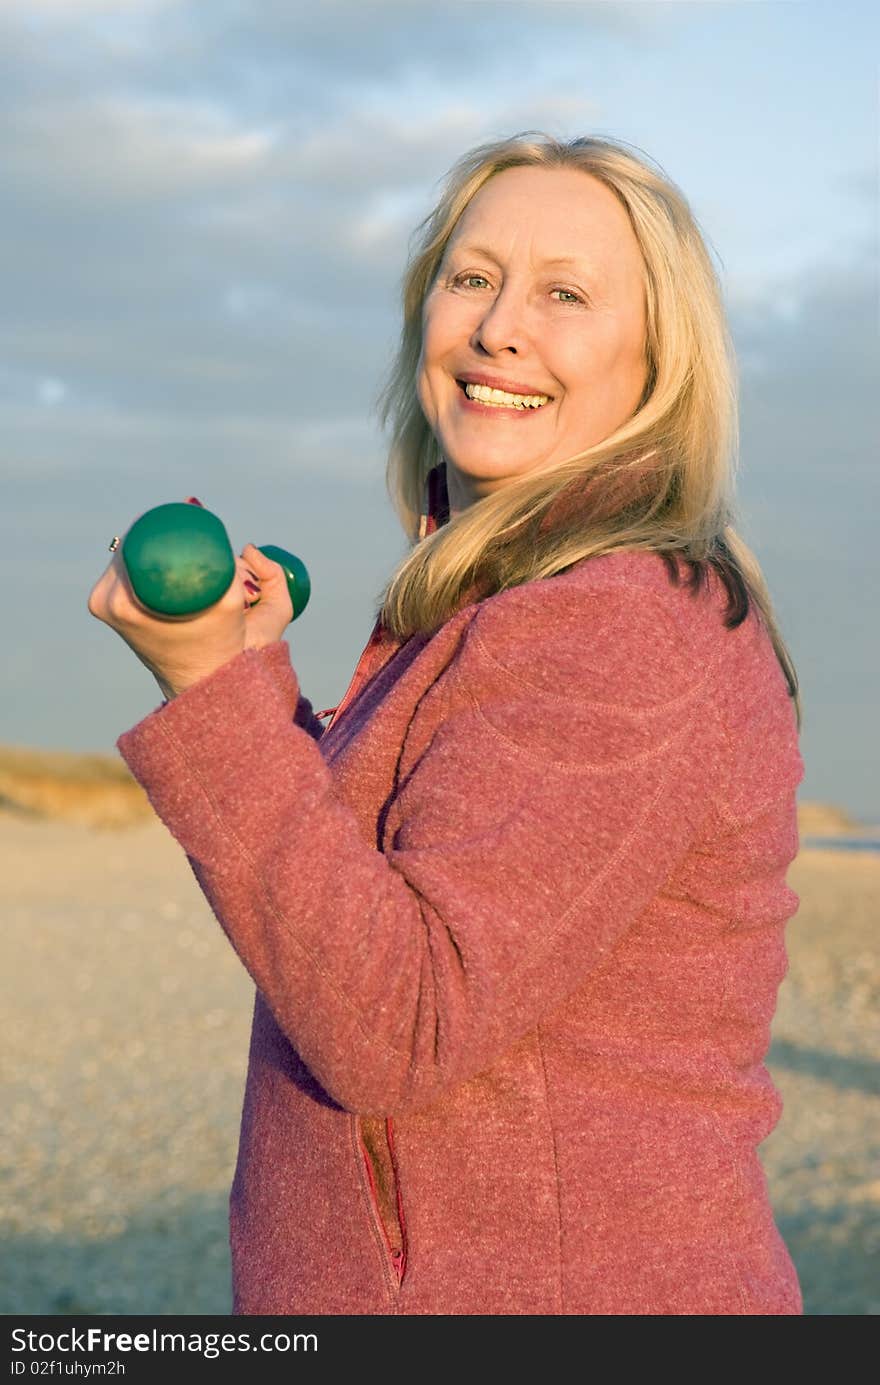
top-left (119, 503), bottom-right (310, 622)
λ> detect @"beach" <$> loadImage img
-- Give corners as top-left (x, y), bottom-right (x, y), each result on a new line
top-left (2, 805), bottom-right (878, 1316)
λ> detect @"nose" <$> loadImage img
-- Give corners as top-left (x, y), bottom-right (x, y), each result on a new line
top-left (471, 282), bottom-right (528, 357)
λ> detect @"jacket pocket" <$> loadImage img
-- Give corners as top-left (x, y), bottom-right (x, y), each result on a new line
top-left (358, 1115), bottom-right (407, 1286)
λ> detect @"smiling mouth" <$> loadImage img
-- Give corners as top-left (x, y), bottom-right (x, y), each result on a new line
top-left (456, 380), bottom-right (551, 410)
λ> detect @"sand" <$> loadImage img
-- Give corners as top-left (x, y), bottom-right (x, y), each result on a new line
top-left (2, 810), bottom-right (878, 1316)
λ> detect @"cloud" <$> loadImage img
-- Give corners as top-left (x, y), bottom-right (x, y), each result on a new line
top-left (1, 0), bottom-right (875, 507)
top-left (722, 244), bottom-right (879, 754)
top-left (6, 96), bottom-right (276, 204)
top-left (0, 397), bottom-right (385, 482)
top-left (0, 0), bottom-right (620, 444)
top-left (184, 0), bottom-right (670, 89)
top-left (731, 246), bottom-right (878, 444)
top-left (0, 0), bottom-right (177, 13)
top-left (37, 377), bottom-right (69, 407)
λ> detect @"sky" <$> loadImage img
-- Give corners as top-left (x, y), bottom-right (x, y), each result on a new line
top-left (1, 0), bottom-right (877, 819)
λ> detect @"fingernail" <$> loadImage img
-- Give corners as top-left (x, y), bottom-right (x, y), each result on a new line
top-left (244, 580), bottom-right (261, 594)
top-left (185, 496), bottom-right (204, 507)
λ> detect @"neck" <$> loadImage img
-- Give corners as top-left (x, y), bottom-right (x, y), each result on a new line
top-left (443, 461), bottom-right (479, 518)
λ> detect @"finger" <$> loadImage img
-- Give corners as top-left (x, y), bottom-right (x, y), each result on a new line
top-left (233, 554), bottom-right (262, 604)
top-left (239, 545), bottom-right (292, 624)
top-left (240, 543), bottom-right (286, 582)
top-left (88, 540), bottom-right (130, 621)
top-left (87, 566), bottom-right (113, 620)
top-left (240, 544), bottom-right (283, 593)
top-left (88, 562), bottom-right (140, 627)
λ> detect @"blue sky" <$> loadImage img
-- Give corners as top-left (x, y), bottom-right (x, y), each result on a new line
top-left (1, 0), bottom-right (877, 818)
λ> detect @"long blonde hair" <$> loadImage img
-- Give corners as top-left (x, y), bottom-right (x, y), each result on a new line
top-left (373, 131), bottom-right (800, 726)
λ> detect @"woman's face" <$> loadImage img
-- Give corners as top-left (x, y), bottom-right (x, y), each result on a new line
top-left (417, 165), bottom-right (649, 513)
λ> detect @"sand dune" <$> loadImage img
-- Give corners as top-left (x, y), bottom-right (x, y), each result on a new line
top-left (0, 743), bottom-right (152, 829)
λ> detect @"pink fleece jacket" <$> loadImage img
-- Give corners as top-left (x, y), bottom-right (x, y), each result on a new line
top-left (116, 537), bottom-right (804, 1316)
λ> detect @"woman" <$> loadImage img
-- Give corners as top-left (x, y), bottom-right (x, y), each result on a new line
top-left (88, 133), bottom-right (804, 1315)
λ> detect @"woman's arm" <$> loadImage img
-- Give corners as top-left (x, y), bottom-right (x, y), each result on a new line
top-left (117, 575), bottom-right (723, 1116)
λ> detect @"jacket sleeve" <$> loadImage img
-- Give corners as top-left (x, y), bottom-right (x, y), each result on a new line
top-left (116, 579), bottom-right (723, 1116)
top-left (255, 640), bottom-right (327, 743)
top-left (151, 642), bottom-right (326, 741)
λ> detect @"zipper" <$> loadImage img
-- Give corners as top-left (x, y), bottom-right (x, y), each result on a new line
top-left (386, 1117), bottom-right (408, 1285)
top-left (357, 1116), bottom-right (407, 1288)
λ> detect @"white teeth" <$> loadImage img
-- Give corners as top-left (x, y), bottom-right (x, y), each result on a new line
top-left (464, 382), bottom-right (549, 409)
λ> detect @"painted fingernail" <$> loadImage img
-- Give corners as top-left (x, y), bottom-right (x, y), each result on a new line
top-left (185, 496), bottom-right (204, 507)
top-left (244, 580), bottom-right (261, 594)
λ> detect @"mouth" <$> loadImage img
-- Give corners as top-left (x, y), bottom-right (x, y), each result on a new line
top-left (456, 379), bottom-right (552, 411)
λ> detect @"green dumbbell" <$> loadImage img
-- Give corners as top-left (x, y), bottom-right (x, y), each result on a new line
top-left (119, 502), bottom-right (310, 621)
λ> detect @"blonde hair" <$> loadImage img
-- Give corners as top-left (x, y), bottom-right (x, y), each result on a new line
top-left (373, 131), bottom-right (800, 726)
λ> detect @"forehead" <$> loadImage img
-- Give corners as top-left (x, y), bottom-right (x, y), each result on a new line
top-left (445, 165), bottom-right (644, 284)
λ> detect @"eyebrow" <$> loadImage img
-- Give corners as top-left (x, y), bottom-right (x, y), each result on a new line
top-left (445, 242), bottom-right (596, 274)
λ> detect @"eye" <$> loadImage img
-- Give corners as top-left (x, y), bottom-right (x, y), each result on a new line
top-left (452, 272), bottom-right (491, 290)
top-left (551, 288), bottom-right (585, 306)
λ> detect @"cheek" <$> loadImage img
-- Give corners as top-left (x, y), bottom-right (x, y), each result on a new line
top-left (423, 296), bottom-right (476, 362)
top-left (418, 308), bottom-right (460, 411)
top-left (558, 324), bottom-right (644, 409)
top-left (421, 317), bottom-right (443, 369)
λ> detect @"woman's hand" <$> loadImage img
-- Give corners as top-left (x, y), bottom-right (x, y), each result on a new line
top-left (87, 502), bottom-right (295, 701)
